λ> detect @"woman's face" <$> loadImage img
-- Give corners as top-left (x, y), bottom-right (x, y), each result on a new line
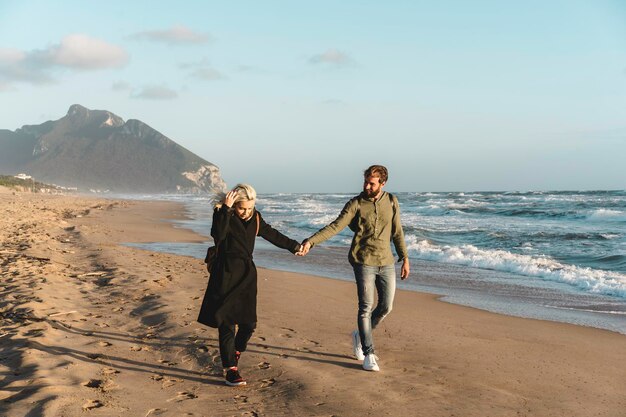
top-left (234, 199), bottom-right (255, 220)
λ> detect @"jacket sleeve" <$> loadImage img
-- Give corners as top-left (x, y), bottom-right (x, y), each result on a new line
top-left (257, 212), bottom-right (300, 253)
top-left (210, 205), bottom-right (232, 243)
top-left (390, 195), bottom-right (409, 262)
top-left (307, 198), bottom-right (358, 246)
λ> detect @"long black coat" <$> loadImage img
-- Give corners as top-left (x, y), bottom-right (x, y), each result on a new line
top-left (197, 205), bottom-right (300, 328)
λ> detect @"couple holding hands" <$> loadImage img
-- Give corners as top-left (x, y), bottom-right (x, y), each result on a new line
top-left (197, 165), bottom-right (410, 386)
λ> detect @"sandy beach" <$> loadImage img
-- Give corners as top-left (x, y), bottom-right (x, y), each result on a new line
top-left (1, 189), bottom-right (624, 417)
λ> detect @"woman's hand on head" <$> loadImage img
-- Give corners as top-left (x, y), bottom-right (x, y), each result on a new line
top-left (224, 190), bottom-right (237, 208)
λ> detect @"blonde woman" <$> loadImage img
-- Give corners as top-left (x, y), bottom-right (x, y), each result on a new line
top-left (197, 184), bottom-right (302, 386)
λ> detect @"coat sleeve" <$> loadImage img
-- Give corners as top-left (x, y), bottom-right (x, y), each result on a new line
top-left (390, 195), bottom-right (409, 262)
top-left (210, 205), bottom-right (232, 243)
top-left (307, 198), bottom-right (358, 246)
top-left (257, 212), bottom-right (300, 253)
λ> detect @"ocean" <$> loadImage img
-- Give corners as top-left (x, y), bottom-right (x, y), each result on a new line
top-left (124, 191), bottom-right (626, 335)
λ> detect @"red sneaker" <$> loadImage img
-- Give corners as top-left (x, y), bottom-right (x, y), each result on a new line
top-left (225, 367), bottom-right (246, 387)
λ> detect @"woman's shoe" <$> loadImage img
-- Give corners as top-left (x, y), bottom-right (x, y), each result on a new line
top-left (225, 367), bottom-right (246, 386)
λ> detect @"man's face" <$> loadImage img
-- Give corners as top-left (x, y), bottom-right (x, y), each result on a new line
top-left (363, 175), bottom-right (385, 198)
top-left (234, 200), bottom-right (255, 220)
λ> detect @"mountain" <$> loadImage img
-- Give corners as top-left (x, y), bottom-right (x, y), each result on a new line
top-left (0, 105), bottom-right (227, 193)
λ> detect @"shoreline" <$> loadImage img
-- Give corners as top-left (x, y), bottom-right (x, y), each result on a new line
top-left (115, 192), bottom-right (626, 335)
top-left (1, 191), bottom-right (625, 416)
top-left (128, 237), bottom-right (626, 336)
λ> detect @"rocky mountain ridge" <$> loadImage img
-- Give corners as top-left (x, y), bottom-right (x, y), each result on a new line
top-left (0, 105), bottom-right (227, 193)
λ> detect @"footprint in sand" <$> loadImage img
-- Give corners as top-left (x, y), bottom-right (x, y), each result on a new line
top-left (82, 379), bottom-right (104, 389)
top-left (22, 328), bottom-right (45, 337)
top-left (260, 378), bottom-right (276, 388)
top-left (166, 392), bottom-right (197, 402)
top-left (102, 367), bottom-right (119, 376)
top-left (144, 409), bottom-right (168, 417)
top-left (162, 378), bottom-right (183, 388)
top-left (82, 399), bottom-right (103, 410)
top-left (130, 345), bottom-right (149, 352)
top-left (279, 327), bottom-right (296, 339)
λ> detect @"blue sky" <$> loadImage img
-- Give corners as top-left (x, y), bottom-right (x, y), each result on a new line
top-left (1, 0), bottom-right (625, 192)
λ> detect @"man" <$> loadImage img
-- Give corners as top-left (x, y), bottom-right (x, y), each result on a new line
top-left (300, 165), bottom-right (410, 371)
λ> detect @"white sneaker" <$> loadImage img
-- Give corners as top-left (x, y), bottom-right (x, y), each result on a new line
top-left (351, 330), bottom-right (365, 361)
top-left (363, 354), bottom-right (380, 372)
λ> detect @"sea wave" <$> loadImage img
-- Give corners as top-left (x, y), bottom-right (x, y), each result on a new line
top-left (405, 237), bottom-right (626, 298)
top-left (587, 209), bottom-right (626, 222)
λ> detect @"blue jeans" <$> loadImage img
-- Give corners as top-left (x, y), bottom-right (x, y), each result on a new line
top-left (353, 263), bottom-right (396, 355)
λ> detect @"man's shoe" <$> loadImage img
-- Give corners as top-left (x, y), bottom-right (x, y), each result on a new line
top-left (351, 330), bottom-right (365, 361)
top-left (363, 354), bottom-right (380, 372)
top-left (225, 367), bottom-right (246, 386)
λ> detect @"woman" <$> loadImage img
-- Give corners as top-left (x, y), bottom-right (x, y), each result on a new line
top-left (197, 184), bottom-right (301, 386)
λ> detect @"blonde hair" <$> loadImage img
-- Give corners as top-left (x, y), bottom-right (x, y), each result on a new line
top-left (213, 183), bottom-right (257, 209)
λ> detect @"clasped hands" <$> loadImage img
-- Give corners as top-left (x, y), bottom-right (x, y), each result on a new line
top-left (295, 240), bottom-right (312, 256)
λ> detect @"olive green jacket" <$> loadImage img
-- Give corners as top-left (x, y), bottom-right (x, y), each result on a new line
top-left (307, 191), bottom-right (408, 266)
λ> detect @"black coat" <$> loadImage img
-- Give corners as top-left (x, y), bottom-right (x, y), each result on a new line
top-left (197, 205), bottom-right (300, 328)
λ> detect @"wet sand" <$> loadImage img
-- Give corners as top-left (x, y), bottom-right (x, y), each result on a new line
top-left (1, 189), bottom-right (624, 416)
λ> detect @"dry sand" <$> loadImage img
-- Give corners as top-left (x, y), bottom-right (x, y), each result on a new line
top-left (1, 189), bottom-right (624, 417)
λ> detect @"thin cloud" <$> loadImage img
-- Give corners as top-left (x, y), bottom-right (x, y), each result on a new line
top-left (0, 48), bottom-right (54, 85)
top-left (309, 48), bottom-right (354, 67)
top-left (43, 34), bottom-right (128, 69)
top-left (189, 67), bottom-right (225, 81)
top-left (0, 48), bottom-right (25, 65)
top-left (0, 81), bottom-right (16, 92)
top-left (179, 58), bottom-right (212, 69)
top-left (130, 25), bottom-right (211, 45)
top-left (111, 81), bottom-right (132, 91)
top-left (132, 85), bottom-right (178, 100)
top-left (179, 59), bottom-right (226, 81)
top-left (0, 35), bottom-right (128, 89)
top-left (235, 64), bottom-right (267, 75)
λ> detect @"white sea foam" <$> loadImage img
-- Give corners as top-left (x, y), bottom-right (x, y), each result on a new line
top-left (588, 209), bottom-right (626, 222)
top-left (447, 201), bottom-right (485, 210)
top-left (545, 306), bottom-right (626, 315)
top-left (600, 233), bottom-right (621, 240)
top-left (405, 236), bottom-right (626, 298)
top-left (415, 205), bottom-right (447, 216)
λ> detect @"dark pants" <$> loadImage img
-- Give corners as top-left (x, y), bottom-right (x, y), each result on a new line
top-left (218, 322), bottom-right (256, 368)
